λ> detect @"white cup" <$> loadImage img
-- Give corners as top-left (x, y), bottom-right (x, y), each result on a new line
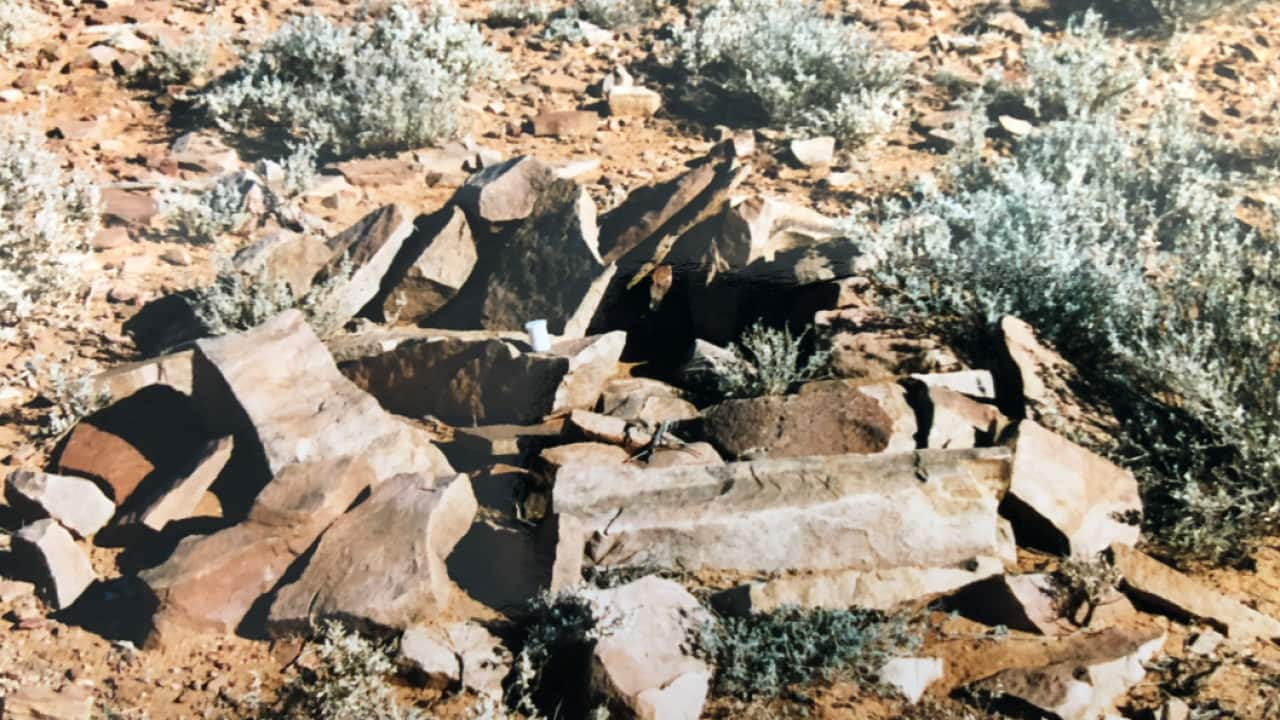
top-left (525, 319), bottom-right (551, 352)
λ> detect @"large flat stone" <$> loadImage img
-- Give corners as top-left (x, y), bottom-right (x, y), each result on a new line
top-left (340, 332), bottom-right (624, 426)
top-left (268, 473), bottom-right (477, 635)
top-left (5, 470), bottom-right (115, 539)
top-left (140, 458), bottom-right (374, 642)
top-left (193, 311), bottom-right (454, 502)
top-left (1005, 421), bottom-right (1141, 557)
top-left (554, 449), bottom-right (1012, 573)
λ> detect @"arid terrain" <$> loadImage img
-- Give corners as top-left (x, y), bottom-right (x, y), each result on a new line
top-left (4, 0), bottom-right (1280, 718)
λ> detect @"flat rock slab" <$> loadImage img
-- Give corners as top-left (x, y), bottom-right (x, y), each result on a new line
top-left (949, 572), bottom-right (1135, 636)
top-left (583, 577), bottom-right (712, 720)
top-left (57, 422), bottom-right (155, 505)
top-left (340, 332), bottom-right (624, 426)
top-left (312, 204), bottom-right (417, 327)
top-left (703, 381), bottom-right (916, 460)
top-left (715, 556), bottom-right (1007, 614)
top-left (5, 470), bottom-right (115, 538)
top-left (1005, 420), bottom-right (1141, 557)
top-left (13, 519), bottom-right (96, 610)
top-left (376, 205), bottom-right (477, 324)
top-left (268, 473), bottom-right (477, 635)
top-left (554, 448), bottom-right (1012, 573)
top-left (453, 156), bottom-right (555, 223)
top-left (140, 458), bottom-right (374, 642)
top-left (116, 435), bottom-right (233, 533)
top-left (1109, 543), bottom-right (1280, 642)
top-left (194, 310), bottom-right (454, 495)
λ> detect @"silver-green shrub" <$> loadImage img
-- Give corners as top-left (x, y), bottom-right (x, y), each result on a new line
top-left (187, 253), bottom-right (350, 338)
top-left (158, 174), bottom-right (251, 245)
top-left (0, 1), bottom-right (38, 55)
top-left (131, 35), bottom-right (213, 88)
top-left (202, 2), bottom-right (504, 158)
top-left (717, 323), bottom-right (831, 399)
top-left (0, 115), bottom-right (100, 334)
top-left (575, 0), bottom-right (664, 28)
top-left (489, 1), bottom-right (551, 27)
top-left (847, 102), bottom-right (1280, 563)
top-left (671, 0), bottom-right (911, 146)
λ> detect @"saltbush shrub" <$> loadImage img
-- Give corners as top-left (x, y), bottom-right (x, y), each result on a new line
top-left (670, 0), bottom-right (911, 146)
top-left (186, 253), bottom-right (350, 339)
top-left (847, 100), bottom-right (1280, 564)
top-left (717, 323), bottom-right (831, 399)
top-left (488, 0), bottom-right (551, 27)
top-left (0, 115), bottom-right (100, 335)
top-left (158, 174), bottom-right (252, 245)
top-left (202, 2), bottom-right (504, 158)
top-left (575, 0), bottom-right (664, 28)
top-left (693, 607), bottom-right (920, 699)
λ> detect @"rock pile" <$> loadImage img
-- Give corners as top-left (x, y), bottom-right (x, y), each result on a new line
top-left (3, 140), bottom-right (1276, 720)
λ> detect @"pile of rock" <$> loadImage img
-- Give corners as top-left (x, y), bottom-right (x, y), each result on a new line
top-left (4, 141), bottom-right (1279, 720)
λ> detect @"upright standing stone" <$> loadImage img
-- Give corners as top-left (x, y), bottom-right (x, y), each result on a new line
top-left (312, 204), bottom-right (417, 326)
top-left (13, 519), bottom-right (96, 610)
top-left (377, 206), bottom-right (477, 324)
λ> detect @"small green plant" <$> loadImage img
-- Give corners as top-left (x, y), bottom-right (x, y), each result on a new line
top-left (670, 0), bottom-right (911, 146)
top-left (201, 2), bottom-right (504, 159)
top-left (263, 621), bottom-right (424, 720)
top-left (277, 141), bottom-right (319, 198)
top-left (17, 357), bottom-right (110, 439)
top-left (508, 592), bottom-right (612, 718)
top-left (715, 323), bottom-right (830, 398)
top-left (488, 1), bottom-right (551, 27)
top-left (575, 0), bottom-right (664, 28)
top-left (158, 174), bottom-right (252, 245)
top-left (1049, 556), bottom-right (1122, 626)
top-left (0, 114), bottom-right (100, 335)
top-left (692, 606), bottom-right (921, 700)
top-left (186, 252), bottom-right (351, 338)
top-left (130, 35), bottom-right (213, 88)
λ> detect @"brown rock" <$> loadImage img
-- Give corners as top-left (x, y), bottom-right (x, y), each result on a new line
top-left (450, 420), bottom-right (565, 467)
top-left (904, 381), bottom-right (1005, 450)
top-left (140, 458), bottom-right (374, 641)
top-left (1005, 421), bottom-right (1141, 557)
top-left (232, 230), bottom-right (333, 300)
top-left (13, 519), bottom-right (96, 610)
top-left (950, 572), bottom-right (1135, 636)
top-left (268, 473), bottom-right (477, 634)
top-left (58, 422), bottom-right (155, 505)
top-left (4, 470), bottom-right (115, 538)
top-left (340, 332), bottom-right (624, 426)
top-left (565, 410), bottom-right (653, 452)
top-left (555, 448), bottom-right (1013, 573)
top-left (1109, 544), bottom-right (1280, 642)
top-left (312, 204), bottom-right (417, 327)
top-left (583, 577), bottom-right (712, 720)
top-left (100, 188), bottom-right (158, 226)
top-left (1, 685), bottom-right (94, 720)
top-left (90, 350), bottom-right (194, 403)
top-left (116, 436), bottom-right (233, 532)
top-left (332, 157), bottom-right (422, 187)
top-left (452, 156), bottom-right (555, 223)
top-left (399, 622), bottom-right (510, 696)
top-left (193, 311), bottom-right (454, 502)
top-left (703, 380), bottom-right (915, 460)
top-left (377, 206), bottom-right (477, 324)
top-left (644, 442), bottom-right (723, 469)
top-left (825, 329), bottom-right (965, 382)
top-left (532, 110), bottom-right (598, 138)
top-left (537, 443), bottom-right (631, 479)
top-left (599, 378), bottom-right (698, 425)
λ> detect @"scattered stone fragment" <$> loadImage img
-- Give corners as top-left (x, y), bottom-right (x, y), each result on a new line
top-left (116, 436), bottom-right (233, 533)
top-left (608, 86), bottom-right (662, 118)
top-left (4, 470), bottom-right (115, 539)
top-left (532, 110), bottom-right (598, 138)
top-left (702, 380), bottom-right (915, 460)
top-left (1, 685), bottom-right (94, 720)
top-left (1005, 421), bottom-right (1141, 556)
top-left (452, 156), bottom-right (555, 223)
top-left (555, 448), bottom-right (1012, 573)
top-left (140, 458), bottom-right (375, 642)
top-left (1163, 698), bottom-right (1192, 720)
top-left (599, 377), bottom-right (699, 425)
top-left (1109, 543), bottom-right (1280, 642)
top-left (194, 310), bottom-right (454, 500)
top-left (909, 370), bottom-right (997, 400)
top-left (997, 114), bottom-right (1033, 136)
top-left (1187, 629), bottom-right (1225, 656)
top-left (0, 579), bottom-right (36, 603)
top-left (582, 577), bottom-right (712, 720)
top-left (13, 519), bottom-right (96, 610)
top-left (789, 136), bottom-right (836, 167)
top-left (268, 473), bottom-right (477, 634)
top-left (399, 622), bottom-right (510, 696)
top-left (715, 556), bottom-right (1006, 614)
top-left (377, 206), bottom-right (477, 324)
top-left (879, 657), bottom-right (944, 704)
top-left (903, 381), bottom-right (1004, 450)
top-left (311, 204), bottom-right (417, 327)
top-left (332, 157), bottom-right (421, 187)
top-left (341, 332), bottom-right (624, 425)
top-left (970, 627), bottom-right (1165, 720)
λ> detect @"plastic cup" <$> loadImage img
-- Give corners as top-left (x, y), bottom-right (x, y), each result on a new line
top-left (525, 319), bottom-right (551, 352)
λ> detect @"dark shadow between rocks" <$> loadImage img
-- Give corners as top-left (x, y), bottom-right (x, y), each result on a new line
top-left (56, 576), bottom-right (157, 646)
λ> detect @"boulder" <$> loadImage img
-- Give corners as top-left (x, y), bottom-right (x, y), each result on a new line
top-left (532, 110), bottom-right (598, 138)
top-left (193, 311), bottom-right (454, 507)
top-left (554, 448), bottom-right (1012, 573)
top-left (701, 381), bottom-right (915, 460)
top-left (4, 470), bottom-right (115, 538)
top-left (311, 204), bottom-right (417, 327)
top-left (12, 519), bottom-right (96, 610)
top-left (57, 422), bottom-right (155, 505)
top-left (232, 230), bottom-right (333, 300)
top-left (607, 86), bottom-right (662, 117)
top-left (789, 136), bottom-right (836, 167)
top-left (823, 329), bottom-right (964, 383)
top-left (1109, 544), bottom-right (1280, 642)
top-left (970, 627), bottom-right (1165, 720)
top-left (949, 572), bottom-right (1135, 636)
top-left (376, 206), bottom-right (477, 324)
top-left (340, 331), bottom-right (624, 426)
top-left (1004, 421), bottom-right (1141, 557)
top-left (399, 622), bottom-right (510, 696)
top-left (536, 443), bottom-right (631, 480)
top-left (115, 435), bottom-right (233, 533)
top-left (903, 381), bottom-right (1004, 450)
top-left (139, 458), bottom-right (374, 641)
top-left (469, 179), bottom-right (614, 338)
top-left (452, 156), bottom-right (555, 223)
top-left (583, 577), bottom-right (713, 720)
top-left (714, 556), bottom-right (1007, 614)
top-left (599, 378), bottom-right (699, 425)
top-left (268, 473), bottom-right (477, 634)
